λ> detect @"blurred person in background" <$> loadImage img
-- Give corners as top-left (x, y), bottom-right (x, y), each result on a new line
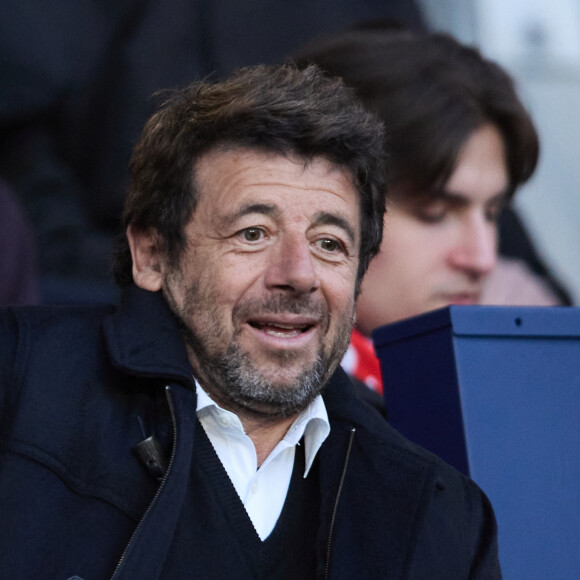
top-left (293, 22), bottom-right (570, 395)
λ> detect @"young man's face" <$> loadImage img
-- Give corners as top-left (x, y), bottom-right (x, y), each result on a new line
top-left (132, 147), bottom-right (361, 418)
top-left (356, 124), bottom-right (509, 335)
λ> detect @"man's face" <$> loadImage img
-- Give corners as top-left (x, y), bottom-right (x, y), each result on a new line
top-left (356, 124), bottom-right (509, 335)
top-left (159, 148), bottom-right (360, 418)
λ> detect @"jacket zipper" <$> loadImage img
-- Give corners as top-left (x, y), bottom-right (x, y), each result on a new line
top-left (110, 385), bottom-right (178, 579)
top-left (324, 427), bottom-right (356, 580)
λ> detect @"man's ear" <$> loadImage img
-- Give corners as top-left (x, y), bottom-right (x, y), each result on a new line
top-left (126, 224), bottom-right (165, 291)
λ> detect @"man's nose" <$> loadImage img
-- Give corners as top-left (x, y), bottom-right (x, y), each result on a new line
top-left (264, 234), bottom-right (320, 294)
top-left (448, 216), bottom-right (497, 277)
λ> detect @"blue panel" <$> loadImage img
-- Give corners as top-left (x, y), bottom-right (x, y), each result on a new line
top-left (375, 322), bottom-right (470, 475)
top-left (372, 306), bottom-right (580, 580)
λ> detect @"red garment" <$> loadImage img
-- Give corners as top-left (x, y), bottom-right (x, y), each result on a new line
top-left (341, 328), bottom-right (383, 394)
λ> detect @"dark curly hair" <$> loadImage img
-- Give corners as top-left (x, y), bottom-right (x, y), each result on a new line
top-left (112, 63), bottom-right (386, 290)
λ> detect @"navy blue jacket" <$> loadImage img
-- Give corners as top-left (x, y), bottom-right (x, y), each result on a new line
top-left (0, 286), bottom-right (501, 579)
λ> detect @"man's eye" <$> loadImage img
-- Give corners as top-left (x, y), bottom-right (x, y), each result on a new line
top-left (317, 238), bottom-right (343, 253)
top-left (241, 227), bottom-right (264, 242)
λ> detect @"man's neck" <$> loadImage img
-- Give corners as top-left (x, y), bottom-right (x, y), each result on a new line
top-left (196, 380), bottom-right (299, 466)
top-left (240, 414), bottom-right (297, 466)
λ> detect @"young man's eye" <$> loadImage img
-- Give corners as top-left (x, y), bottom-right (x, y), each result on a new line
top-left (409, 199), bottom-right (448, 224)
top-left (415, 207), bottom-right (447, 224)
top-left (240, 227), bottom-right (264, 242)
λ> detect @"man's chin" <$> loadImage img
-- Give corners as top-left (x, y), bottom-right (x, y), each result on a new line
top-left (231, 376), bottom-right (324, 420)
top-left (197, 344), bottom-right (327, 420)
top-left (252, 354), bottom-right (317, 378)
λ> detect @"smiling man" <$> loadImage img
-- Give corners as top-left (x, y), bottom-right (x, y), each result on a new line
top-left (129, 148), bottom-right (361, 464)
top-left (0, 64), bottom-right (501, 578)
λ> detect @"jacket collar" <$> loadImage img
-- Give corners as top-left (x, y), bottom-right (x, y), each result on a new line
top-left (103, 286), bottom-right (377, 403)
top-left (103, 285), bottom-right (193, 384)
top-left (104, 284), bottom-right (422, 466)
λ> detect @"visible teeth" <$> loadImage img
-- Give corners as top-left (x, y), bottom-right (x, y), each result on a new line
top-left (265, 329), bottom-right (301, 338)
top-left (251, 321), bottom-right (311, 337)
top-left (255, 321), bottom-right (307, 331)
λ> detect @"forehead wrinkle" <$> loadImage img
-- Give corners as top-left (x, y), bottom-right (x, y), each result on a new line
top-left (217, 202), bottom-right (279, 227)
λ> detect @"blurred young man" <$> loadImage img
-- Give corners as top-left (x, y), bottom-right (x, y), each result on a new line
top-left (294, 25), bottom-right (549, 391)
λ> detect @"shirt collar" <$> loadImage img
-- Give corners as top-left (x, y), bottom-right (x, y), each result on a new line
top-left (195, 380), bottom-right (330, 476)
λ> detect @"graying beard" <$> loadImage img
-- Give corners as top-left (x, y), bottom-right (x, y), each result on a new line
top-left (164, 276), bottom-right (353, 417)
top-left (215, 342), bottom-right (326, 417)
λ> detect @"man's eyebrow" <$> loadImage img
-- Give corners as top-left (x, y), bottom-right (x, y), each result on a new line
top-left (431, 189), bottom-right (508, 206)
top-left (431, 191), bottom-right (471, 208)
top-left (313, 211), bottom-right (356, 245)
top-left (222, 203), bottom-right (279, 223)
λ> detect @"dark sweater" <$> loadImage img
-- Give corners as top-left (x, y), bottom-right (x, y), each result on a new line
top-left (160, 421), bottom-right (319, 578)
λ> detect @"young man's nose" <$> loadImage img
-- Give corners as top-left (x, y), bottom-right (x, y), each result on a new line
top-left (264, 235), bottom-right (320, 293)
top-left (448, 217), bottom-right (497, 277)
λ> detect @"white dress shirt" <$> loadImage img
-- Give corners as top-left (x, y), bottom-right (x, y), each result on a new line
top-left (196, 382), bottom-right (330, 540)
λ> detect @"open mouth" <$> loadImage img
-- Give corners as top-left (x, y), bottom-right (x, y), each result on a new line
top-left (249, 321), bottom-right (314, 338)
